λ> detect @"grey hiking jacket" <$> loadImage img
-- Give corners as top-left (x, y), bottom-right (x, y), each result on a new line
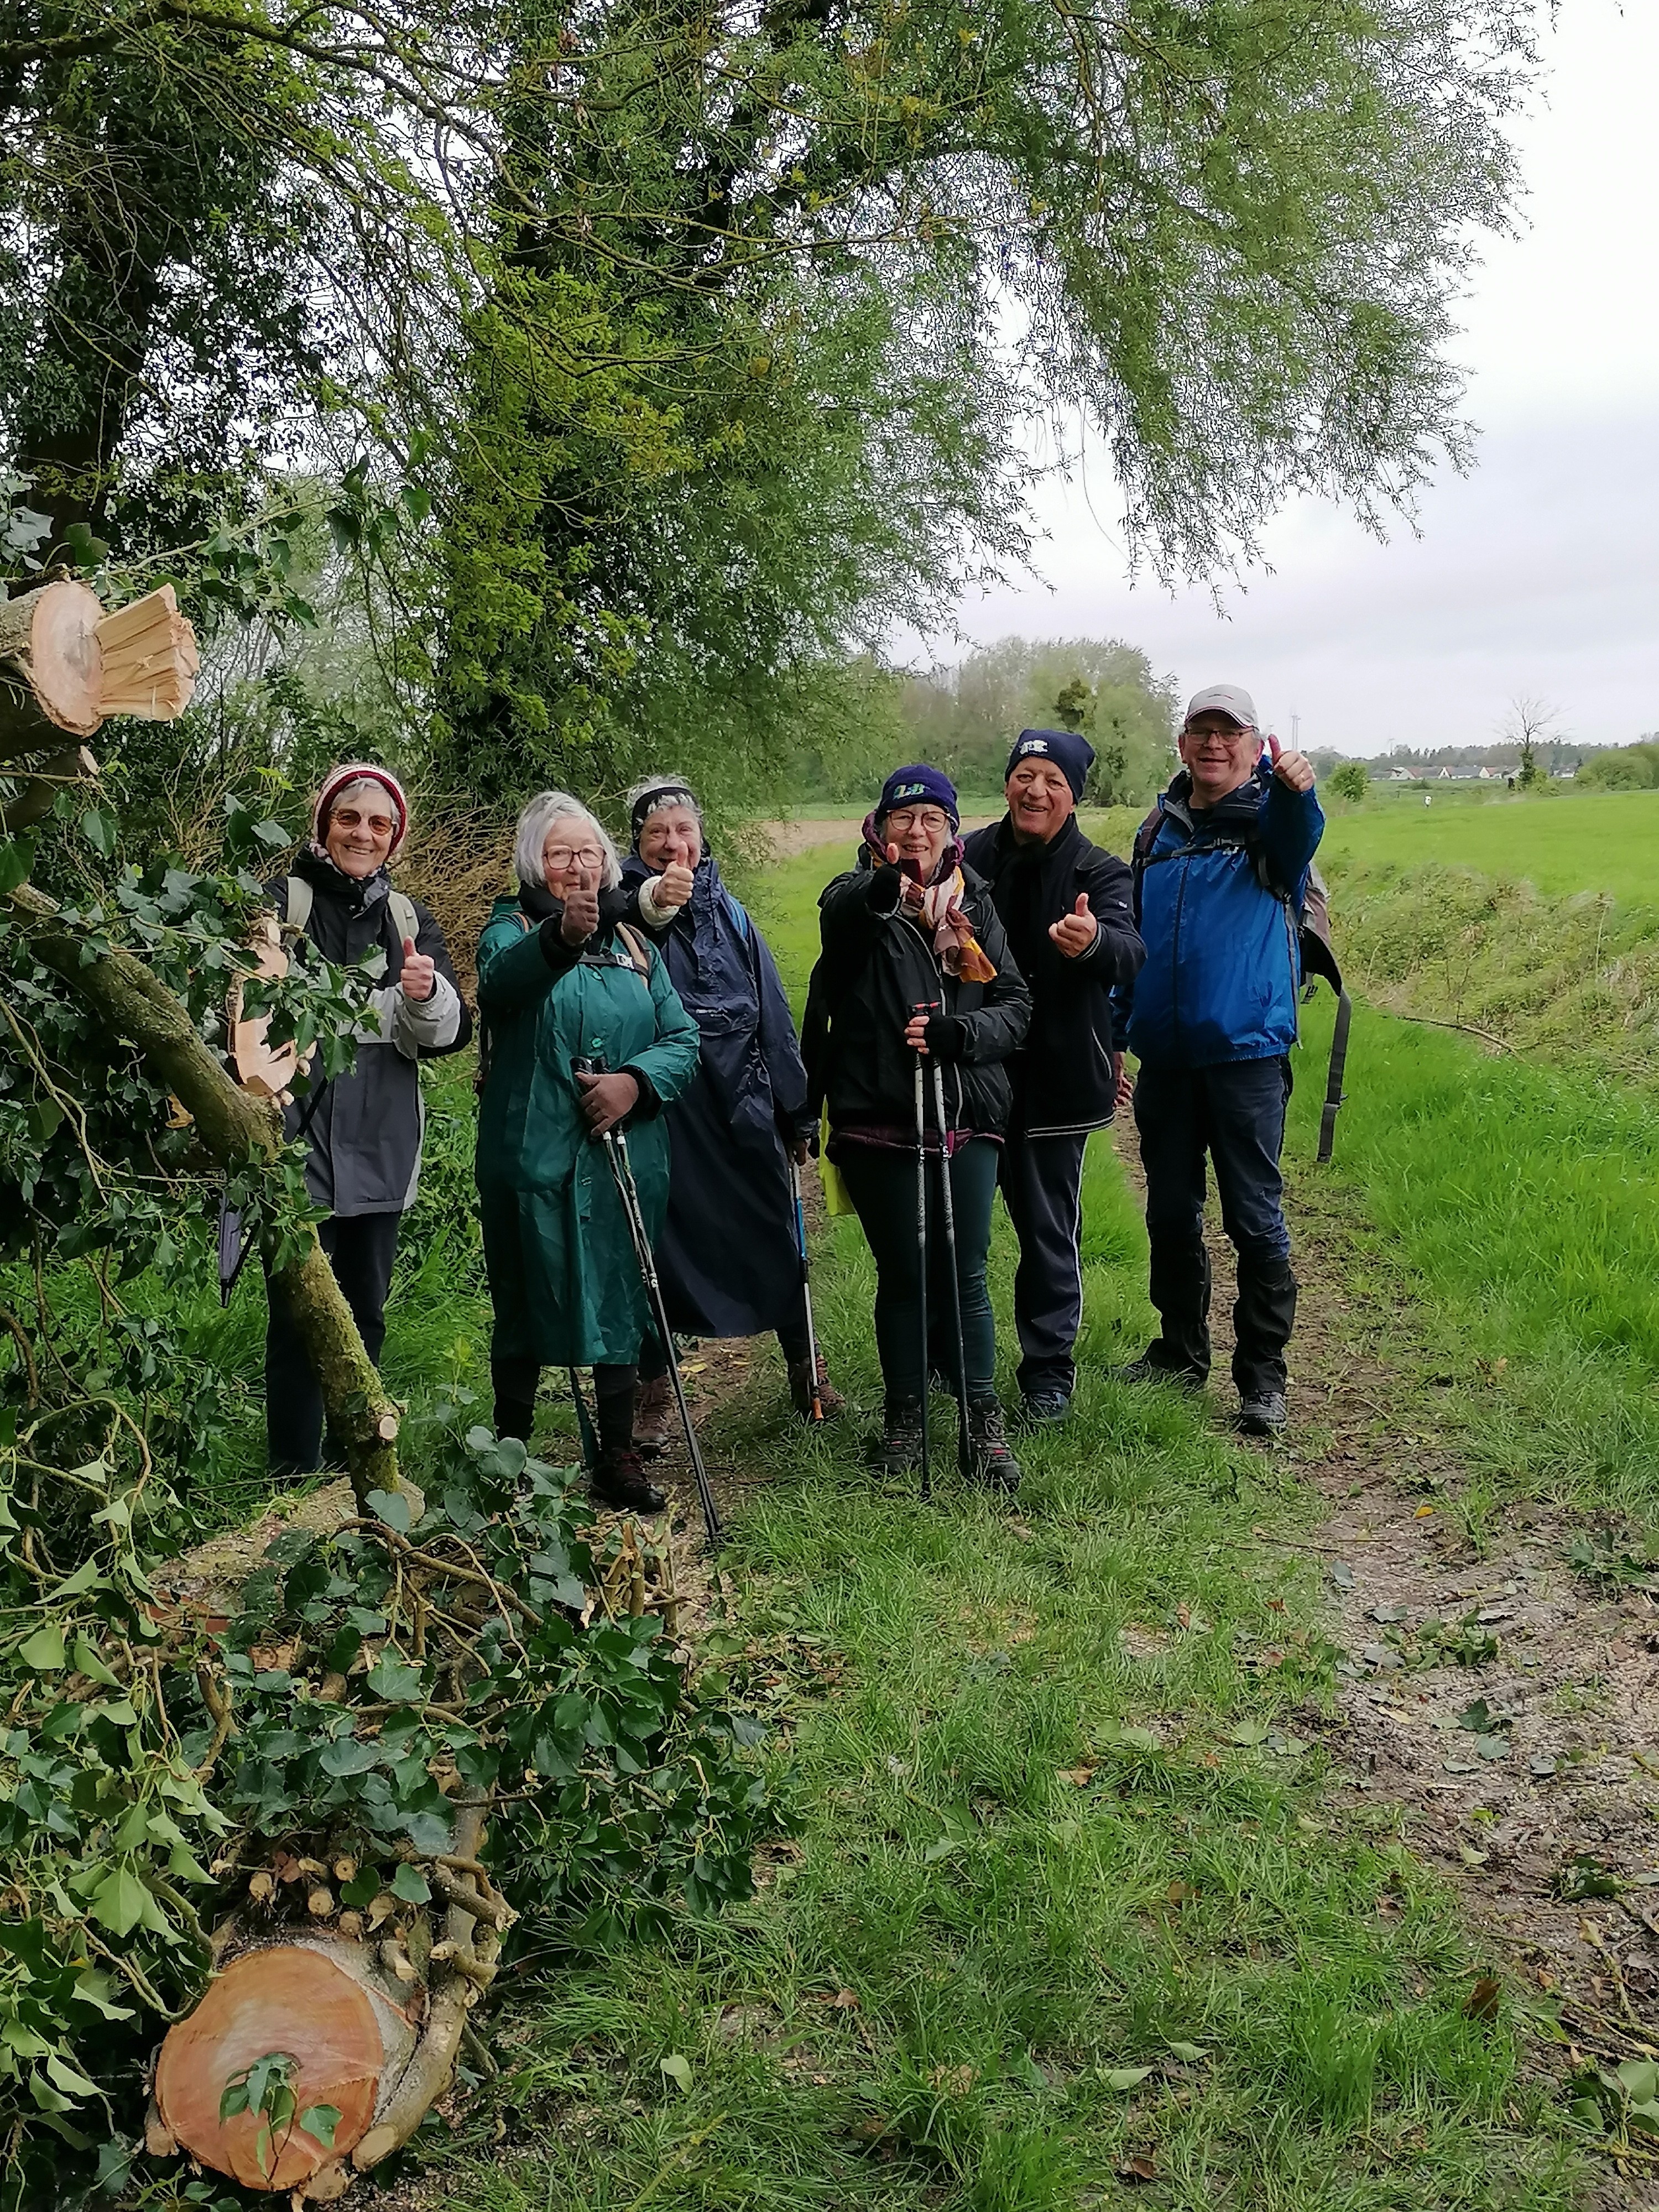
top-left (269, 851), bottom-right (472, 1217)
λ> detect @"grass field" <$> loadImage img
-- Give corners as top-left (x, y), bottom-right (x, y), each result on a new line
top-left (367, 838), bottom-right (1659, 2212)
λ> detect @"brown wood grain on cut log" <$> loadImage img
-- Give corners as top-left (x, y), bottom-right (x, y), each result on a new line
top-left (0, 578), bottom-right (103, 757)
top-left (228, 913), bottom-right (316, 1102)
top-left (153, 1947), bottom-right (382, 2190)
top-left (95, 583), bottom-right (199, 719)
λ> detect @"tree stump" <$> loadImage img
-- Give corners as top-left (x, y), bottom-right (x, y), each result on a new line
top-left (153, 1938), bottom-right (418, 2197)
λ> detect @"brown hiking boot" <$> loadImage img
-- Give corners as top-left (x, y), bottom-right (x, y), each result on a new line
top-left (633, 1372), bottom-right (674, 1457)
top-left (788, 1353), bottom-right (845, 1423)
top-left (591, 1446), bottom-right (666, 1514)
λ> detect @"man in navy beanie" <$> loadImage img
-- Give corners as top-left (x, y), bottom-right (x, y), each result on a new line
top-left (962, 729), bottom-right (1144, 1423)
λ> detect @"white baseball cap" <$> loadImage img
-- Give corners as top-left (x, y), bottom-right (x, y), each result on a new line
top-left (1183, 684), bottom-right (1259, 731)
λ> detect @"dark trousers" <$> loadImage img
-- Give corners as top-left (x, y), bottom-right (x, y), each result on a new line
top-left (837, 1138), bottom-right (999, 1407)
top-left (998, 1129), bottom-right (1090, 1399)
top-left (491, 1357), bottom-right (636, 1453)
top-left (1133, 1058), bottom-right (1297, 1398)
top-left (265, 1210), bottom-right (401, 1474)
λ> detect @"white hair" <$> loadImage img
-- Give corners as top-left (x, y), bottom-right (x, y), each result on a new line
top-left (513, 791), bottom-right (621, 890)
top-left (625, 772), bottom-right (703, 837)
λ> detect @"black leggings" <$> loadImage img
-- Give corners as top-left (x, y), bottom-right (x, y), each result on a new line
top-left (492, 1357), bottom-right (636, 1453)
top-left (835, 1138), bottom-right (999, 1406)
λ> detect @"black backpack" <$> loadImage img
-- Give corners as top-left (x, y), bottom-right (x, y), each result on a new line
top-left (1131, 804), bottom-right (1352, 1164)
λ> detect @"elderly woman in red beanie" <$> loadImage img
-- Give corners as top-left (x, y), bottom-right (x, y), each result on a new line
top-left (263, 764), bottom-right (471, 1476)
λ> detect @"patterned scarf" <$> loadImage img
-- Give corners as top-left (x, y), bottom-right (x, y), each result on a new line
top-left (860, 815), bottom-right (997, 984)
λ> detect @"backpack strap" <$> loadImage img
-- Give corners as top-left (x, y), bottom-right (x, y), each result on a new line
top-left (614, 921), bottom-right (652, 978)
top-left (1318, 984), bottom-right (1353, 1166)
top-left (283, 875), bottom-right (312, 934)
top-left (388, 888), bottom-right (418, 946)
top-left (474, 909), bottom-right (533, 1097)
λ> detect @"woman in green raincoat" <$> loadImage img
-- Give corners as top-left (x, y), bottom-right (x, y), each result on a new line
top-left (476, 790), bottom-right (701, 1510)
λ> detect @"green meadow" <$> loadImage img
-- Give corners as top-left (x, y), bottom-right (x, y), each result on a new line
top-left (143, 791), bottom-right (1659, 2212)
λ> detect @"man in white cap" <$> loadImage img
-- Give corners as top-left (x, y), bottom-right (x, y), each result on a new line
top-left (1111, 686), bottom-right (1322, 1436)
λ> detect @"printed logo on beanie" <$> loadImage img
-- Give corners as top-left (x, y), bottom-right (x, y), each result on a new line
top-left (890, 781), bottom-right (932, 802)
top-left (1016, 738), bottom-right (1050, 757)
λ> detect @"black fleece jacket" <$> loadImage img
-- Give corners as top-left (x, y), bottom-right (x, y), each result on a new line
top-left (807, 854), bottom-right (1031, 1139)
top-left (961, 813), bottom-right (1143, 1136)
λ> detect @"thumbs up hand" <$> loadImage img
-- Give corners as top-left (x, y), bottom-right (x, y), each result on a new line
top-left (1267, 731), bottom-right (1316, 793)
top-left (399, 936), bottom-right (437, 1001)
top-left (560, 866), bottom-right (601, 946)
top-left (1048, 892), bottom-right (1099, 958)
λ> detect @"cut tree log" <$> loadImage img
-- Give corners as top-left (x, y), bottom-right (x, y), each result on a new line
top-left (153, 1939), bottom-right (418, 2194)
top-left (0, 580), bottom-right (201, 764)
top-left (0, 578), bottom-right (103, 760)
top-left (96, 584), bottom-right (199, 719)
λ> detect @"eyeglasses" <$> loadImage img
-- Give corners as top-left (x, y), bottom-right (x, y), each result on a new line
top-left (333, 808), bottom-right (397, 836)
top-left (544, 845), bottom-right (606, 871)
top-left (885, 808), bottom-right (949, 835)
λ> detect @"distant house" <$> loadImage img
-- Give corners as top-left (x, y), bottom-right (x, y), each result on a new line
top-left (1389, 766), bottom-right (1413, 781)
top-left (1436, 766), bottom-right (1452, 779)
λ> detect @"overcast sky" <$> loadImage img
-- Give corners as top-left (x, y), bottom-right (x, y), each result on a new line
top-left (914, 1), bottom-right (1658, 758)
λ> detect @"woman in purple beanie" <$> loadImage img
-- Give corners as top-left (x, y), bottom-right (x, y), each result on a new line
top-left (802, 765), bottom-right (1031, 1487)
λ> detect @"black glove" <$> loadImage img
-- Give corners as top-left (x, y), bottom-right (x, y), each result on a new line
top-left (923, 1015), bottom-right (967, 1061)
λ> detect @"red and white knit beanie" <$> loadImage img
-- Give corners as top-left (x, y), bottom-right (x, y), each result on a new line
top-left (313, 763), bottom-right (410, 858)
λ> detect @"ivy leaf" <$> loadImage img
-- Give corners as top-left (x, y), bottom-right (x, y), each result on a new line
top-left (300, 2103), bottom-right (341, 2150)
top-left (365, 1489), bottom-right (410, 1535)
top-left (71, 1636), bottom-right (121, 1687)
top-left (89, 1865), bottom-right (149, 1937)
top-left (0, 833), bottom-right (35, 895)
top-left (18, 1624), bottom-right (66, 1672)
top-left (366, 1653), bottom-right (422, 1703)
top-left (319, 1737), bottom-right (380, 1777)
top-left (660, 2053), bottom-right (692, 2092)
top-left (389, 1863), bottom-right (429, 1903)
top-left (1103, 2066), bottom-right (1154, 2090)
top-left (79, 807), bottom-right (118, 859)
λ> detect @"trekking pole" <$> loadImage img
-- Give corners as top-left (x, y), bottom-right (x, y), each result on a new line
top-left (788, 1152), bottom-right (825, 1423)
top-left (912, 1009), bottom-right (932, 1502)
top-left (575, 1054), bottom-right (722, 1547)
top-left (930, 1062), bottom-right (974, 1480)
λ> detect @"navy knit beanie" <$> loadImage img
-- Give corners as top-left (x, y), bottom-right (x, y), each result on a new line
top-left (877, 763), bottom-right (959, 828)
top-left (1005, 727), bottom-right (1094, 802)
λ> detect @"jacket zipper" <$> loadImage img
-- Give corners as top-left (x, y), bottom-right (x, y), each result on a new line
top-left (1169, 853), bottom-right (1188, 1050)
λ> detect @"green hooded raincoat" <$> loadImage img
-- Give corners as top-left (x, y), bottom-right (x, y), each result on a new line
top-left (476, 897), bottom-right (702, 1366)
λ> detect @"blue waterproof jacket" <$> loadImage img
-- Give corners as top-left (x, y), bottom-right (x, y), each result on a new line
top-left (1115, 764), bottom-right (1324, 1070)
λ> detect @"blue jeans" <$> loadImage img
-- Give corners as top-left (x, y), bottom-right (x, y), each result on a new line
top-left (1133, 1058), bottom-right (1297, 1397)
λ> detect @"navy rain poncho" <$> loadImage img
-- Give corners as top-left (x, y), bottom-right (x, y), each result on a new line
top-left (620, 851), bottom-right (813, 1338)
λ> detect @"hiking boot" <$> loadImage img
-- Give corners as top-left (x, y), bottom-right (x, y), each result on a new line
top-left (1111, 1353), bottom-right (1206, 1392)
top-left (591, 1446), bottom-right (666, 1514)
top-left (1017, 1390), bottom-right (1072, 1428)
top-left (632, 1373), bottom-right (674, 1457)
top-left (787, 1354), bottom-right (846, 1423)
top-left (870, 1400), bottom-right (925, 1474)
top-left (968, 1397), bottom-right (1022, 1491)
top-left (1237, 1391), bottom-right (1288, 1438)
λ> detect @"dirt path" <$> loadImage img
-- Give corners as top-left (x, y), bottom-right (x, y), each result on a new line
top-left (1280, 1165), bottom-right (1658, 2199)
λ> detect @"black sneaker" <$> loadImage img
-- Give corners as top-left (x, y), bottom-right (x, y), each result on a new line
top-left (1018, 1390), bottom-right (1072, 1427)
top-left (591, 1446), bottom-right (667, 1513)
top-left (870, 1401), bottom-right (925, 1474)
top-left (1111, 1354), bottom-right (1206, 1391)
top-left (968, 1399), bottom-right (1022, 1491)
top-left (1238, 1392), bottom-right (1288, 1438)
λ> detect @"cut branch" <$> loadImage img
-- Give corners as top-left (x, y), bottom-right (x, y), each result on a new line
top-left (0, 580), bottom-right (103, 759)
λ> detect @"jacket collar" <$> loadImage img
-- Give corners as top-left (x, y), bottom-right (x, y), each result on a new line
top-left (1159, 764), bottom-right (1267, 840)
top-left (294, 842), bottom-right (390, 915)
